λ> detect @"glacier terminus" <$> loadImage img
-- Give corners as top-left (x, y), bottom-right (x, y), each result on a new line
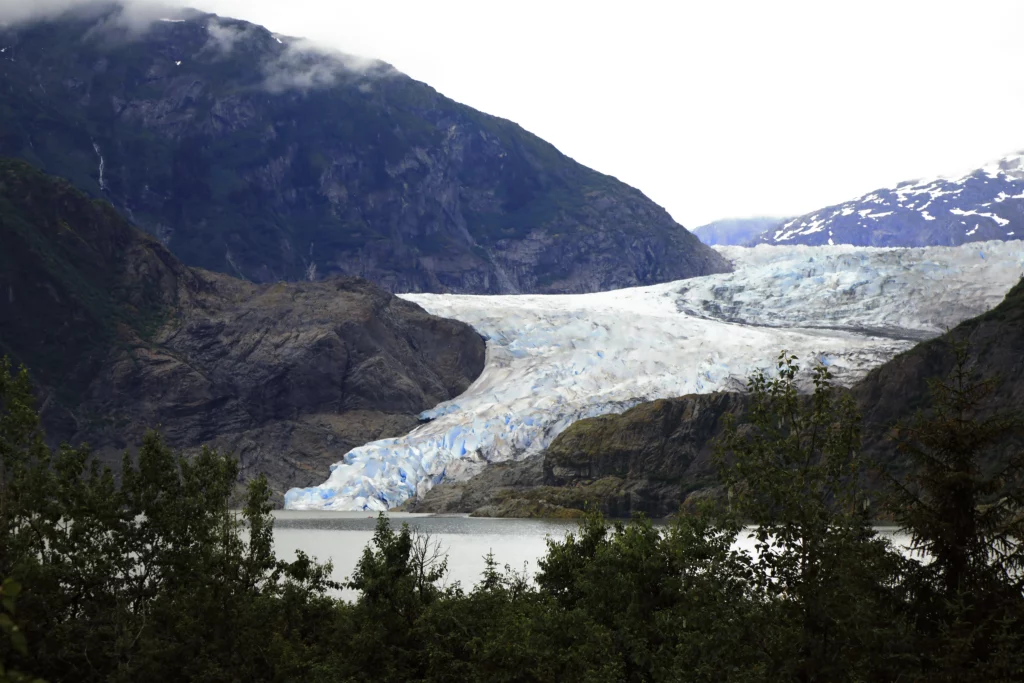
top-left (284, 241), bottom-right (1024, 511)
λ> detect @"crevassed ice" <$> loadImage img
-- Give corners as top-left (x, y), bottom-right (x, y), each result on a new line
top-left (284, 241), bottom-right (1024, 511)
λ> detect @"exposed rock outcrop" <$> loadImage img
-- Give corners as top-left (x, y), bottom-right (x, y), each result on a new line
top-left (0, 159), bottom-right (486, 501)
top-left (402, 455), bottom-right (546, 515)
top-left (407, 394), bottom-right (748, 518)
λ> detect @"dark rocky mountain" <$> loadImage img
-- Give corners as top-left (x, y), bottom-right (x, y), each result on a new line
top-left (0, 158), bottom-right (485, 501)
top-left (0, 4), bottom-right (729, 293)
top-left (752, 153), bottom-right (1024, 247)
top-left (692, 216), bottom-right (786, 246)
top-left (410, 274), bottom-right (1024, 517)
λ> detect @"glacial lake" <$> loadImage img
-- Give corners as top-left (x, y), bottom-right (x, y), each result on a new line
top-left (271, 511), bottom-right (915, 601)
top-left (272, 511), bottom-right (578, 600)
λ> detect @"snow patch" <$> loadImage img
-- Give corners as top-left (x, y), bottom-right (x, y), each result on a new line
top-left (950, 207), bottom-right (1010, 226)
top-left (799, 218), bottom-right (826, 235)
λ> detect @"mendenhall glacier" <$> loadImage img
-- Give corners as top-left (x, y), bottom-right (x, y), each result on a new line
top-left (285, 241), bottom-right (1024, 511)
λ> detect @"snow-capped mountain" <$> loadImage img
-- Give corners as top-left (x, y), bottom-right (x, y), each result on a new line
top-left (755, 153), bottom-right (1024, 247)
top-left (284, 241), bottom-right (1024, 512)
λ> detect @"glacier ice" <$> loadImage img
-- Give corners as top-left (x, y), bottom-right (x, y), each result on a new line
top-left (285, 241), bottom-right (1024, 511)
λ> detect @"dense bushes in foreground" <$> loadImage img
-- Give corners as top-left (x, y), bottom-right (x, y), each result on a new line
top-left (1, 348), bottom-right (1022, 683)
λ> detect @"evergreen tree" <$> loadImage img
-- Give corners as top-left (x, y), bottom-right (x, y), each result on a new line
top-left (889, 341), bottom-right (1024, 681)
top-left (716, 352), bottom-right (912, 681)
top-left (0, 357), bottom-right (335, 683)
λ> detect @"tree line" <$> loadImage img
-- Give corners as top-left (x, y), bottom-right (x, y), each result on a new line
top-left (1, 345), bottom-right (1022, 682)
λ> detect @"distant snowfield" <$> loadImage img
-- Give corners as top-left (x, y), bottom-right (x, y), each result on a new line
top-left (285, 241), bottom-right (1024, 511)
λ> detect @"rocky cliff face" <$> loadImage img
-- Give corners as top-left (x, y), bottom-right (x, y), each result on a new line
top-left (74, 271), bottom-right (487, 500)
top-left (0, 159), bottom-right (486, 500)
top-left (0, 5), bottom-right (730, 294)
top-left (541, 394), bottom-right (748, 513)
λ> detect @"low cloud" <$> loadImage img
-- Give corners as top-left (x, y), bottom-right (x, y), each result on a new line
top-left (262, 38), bottom-right (388, 93)
top-left (0, 0), bottom-right (93, 25)
top-left (203, 16), bottom-right (254, 54)
top-left (200, 14), bottom-right (391, 92)
top-left (0, 0), bottom-right (396, 93)
top-left (0, 0), bottom-right (186, 34)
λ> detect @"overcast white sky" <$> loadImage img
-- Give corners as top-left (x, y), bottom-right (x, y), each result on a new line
top-left (18, 0), bottom-right (1024, 226)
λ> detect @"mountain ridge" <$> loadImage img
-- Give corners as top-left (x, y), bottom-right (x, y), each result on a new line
top-left (0, 157), bottom-right (486, 501)
top-left (751, 152), bottom-right (1024, 247)
top-left (692, 216), bottom-right (787, 246)
top-left (0, 4), bottom-right (729, 293)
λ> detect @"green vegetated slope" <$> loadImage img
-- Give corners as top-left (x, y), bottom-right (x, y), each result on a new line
top-left (0, 158), bottom-right (485, 499)
top-left (0, 157), bottom-right (182, 400)
top-left (0, 6), bottom-right (729, 293)
top-left (411, 276), bottom-right (1024, 517)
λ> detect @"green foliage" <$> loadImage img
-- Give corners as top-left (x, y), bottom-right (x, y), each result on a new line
top-left (536, 509), bottom-right (768, 682)
top-left (3, 349), bottom-right (1024, 682)
top-left (716, 352), bottom-right (915, 680)
top-left (0, 356), bottom-right (335, 683)
top-left (0, 577), bottom-right (44, 683)
top-left (888, 340), bottom-right (1024, 680)
top-left (891, 342), bottom-right (1024, 594)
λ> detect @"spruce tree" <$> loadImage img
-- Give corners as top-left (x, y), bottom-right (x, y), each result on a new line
top-left (889, 341), bottom-right (1024, 680)
top-left (716, 352), bottom-right (911, 681)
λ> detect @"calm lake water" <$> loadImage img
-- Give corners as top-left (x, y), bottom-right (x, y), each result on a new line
top-left (271, 511), bottom-right (916, 601)
top-left (272, 511), bottom-right (578, 600)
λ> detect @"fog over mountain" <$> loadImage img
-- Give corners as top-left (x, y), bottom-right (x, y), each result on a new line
top-left (0, 3), bottom-right (728, 293)
top-left (692, 217), bottom-right (788, 246)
